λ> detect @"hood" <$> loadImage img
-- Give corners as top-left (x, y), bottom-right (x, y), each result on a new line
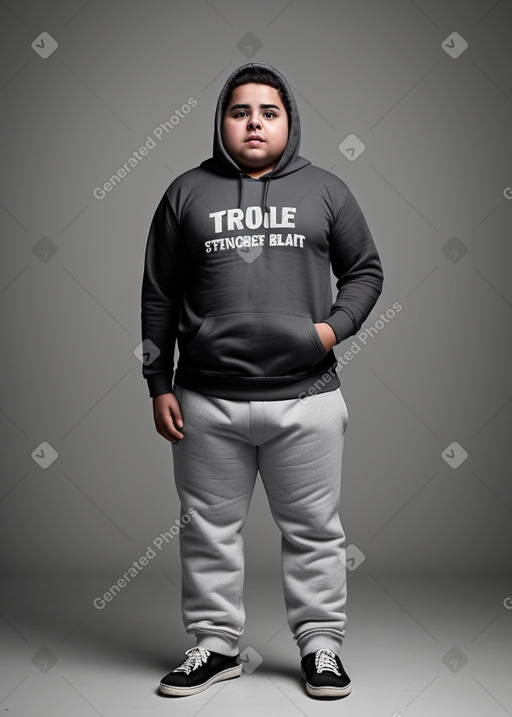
top-left (200, 63), bottom-right (310, 194)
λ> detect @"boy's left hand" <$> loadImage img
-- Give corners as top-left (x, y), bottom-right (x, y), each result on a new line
top-left (314, 322), bottom-right (337, 351)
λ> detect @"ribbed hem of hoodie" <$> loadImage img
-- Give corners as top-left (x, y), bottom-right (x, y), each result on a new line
top-left (174, 362), bottom-right (341, 401)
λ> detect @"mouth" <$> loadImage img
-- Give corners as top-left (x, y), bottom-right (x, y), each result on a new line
top-left (245, 135), bottom-right (265, 143)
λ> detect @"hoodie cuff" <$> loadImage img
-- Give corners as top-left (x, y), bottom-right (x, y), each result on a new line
top-left (147, 373), bottom-right (174, 398)
top-left (324, 310), bottom-right (356, 345)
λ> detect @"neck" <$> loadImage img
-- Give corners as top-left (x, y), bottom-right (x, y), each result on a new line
top-left (241, 163), bottom-right (277, 179)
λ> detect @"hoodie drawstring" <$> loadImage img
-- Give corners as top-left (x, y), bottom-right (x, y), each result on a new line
top-left (239, 174), bottom-right (245, 212)
top-left (238, 173), bottom-right (272, 214)
top-left (261, 175), bottom-right (271, 214)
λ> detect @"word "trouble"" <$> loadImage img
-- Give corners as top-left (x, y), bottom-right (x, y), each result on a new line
top-left (209, 206), bottom-right (296, 233)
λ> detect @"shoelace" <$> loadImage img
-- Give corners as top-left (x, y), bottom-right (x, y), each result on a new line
top-left (173, 647), bottom-right (211, 675)
top-left (315, 648), bottom-right (341, 676)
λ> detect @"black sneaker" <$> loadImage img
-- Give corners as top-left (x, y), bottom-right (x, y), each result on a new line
top-left (301, 648), bottom-right (352, 698)
top-left (160, 647), bottom-right (241, 697)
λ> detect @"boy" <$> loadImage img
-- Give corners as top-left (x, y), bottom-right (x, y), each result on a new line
top-left (141, 63), bottom-right (383, 699)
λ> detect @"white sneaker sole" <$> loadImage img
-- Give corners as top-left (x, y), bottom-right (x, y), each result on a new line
top-left (301, 669), bottom-right (352, 698)
top-left (160, 664), bottom-right (242, 697)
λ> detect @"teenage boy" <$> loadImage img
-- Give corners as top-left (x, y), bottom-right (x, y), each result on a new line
top-left (141, 62), bottom-right (383, 699)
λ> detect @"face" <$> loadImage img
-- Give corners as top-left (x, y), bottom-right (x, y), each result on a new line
top-left (221, 83), bottom-right (289, 178)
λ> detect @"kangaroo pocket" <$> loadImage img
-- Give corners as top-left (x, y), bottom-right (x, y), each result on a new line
top-left (185, 312), bottom-right (328, 377)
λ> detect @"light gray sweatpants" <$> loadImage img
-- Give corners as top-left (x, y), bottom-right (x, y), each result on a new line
top-left (171, 383), bottom-right (349, 658)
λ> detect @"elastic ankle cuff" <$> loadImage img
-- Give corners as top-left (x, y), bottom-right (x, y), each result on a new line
top-left (193, 631), bottom-right (239, 657)
top-left (297, 633), bottom-right (343, 659)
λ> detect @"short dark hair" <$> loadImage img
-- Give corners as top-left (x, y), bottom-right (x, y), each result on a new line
top-left (222, 68), bottom-right (292, 121)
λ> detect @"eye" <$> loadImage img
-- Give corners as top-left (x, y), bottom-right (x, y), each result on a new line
top-left (263, 111), bottom-right (276, 119)
top-left (234, 111), bottom-right (248, 118)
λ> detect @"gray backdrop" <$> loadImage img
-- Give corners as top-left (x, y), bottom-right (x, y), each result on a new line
top-left (1, 0), bottom-right (511, 580)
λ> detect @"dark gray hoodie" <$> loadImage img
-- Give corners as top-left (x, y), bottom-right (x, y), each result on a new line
top-left (141, 63), bottom-right (383, 400)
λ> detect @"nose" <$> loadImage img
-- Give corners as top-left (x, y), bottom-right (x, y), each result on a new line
top-left (247, 113), bottom-right (262, 130)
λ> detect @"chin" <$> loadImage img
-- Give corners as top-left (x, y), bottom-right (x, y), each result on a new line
top-left (241, 152), bottom-right (272, 165)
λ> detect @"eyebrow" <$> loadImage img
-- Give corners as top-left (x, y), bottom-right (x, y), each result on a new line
top-left (228, 103), bottom-right (281, 111)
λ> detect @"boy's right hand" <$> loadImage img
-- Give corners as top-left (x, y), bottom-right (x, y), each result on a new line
top-left (152, 392), bottom-right (184, 444)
